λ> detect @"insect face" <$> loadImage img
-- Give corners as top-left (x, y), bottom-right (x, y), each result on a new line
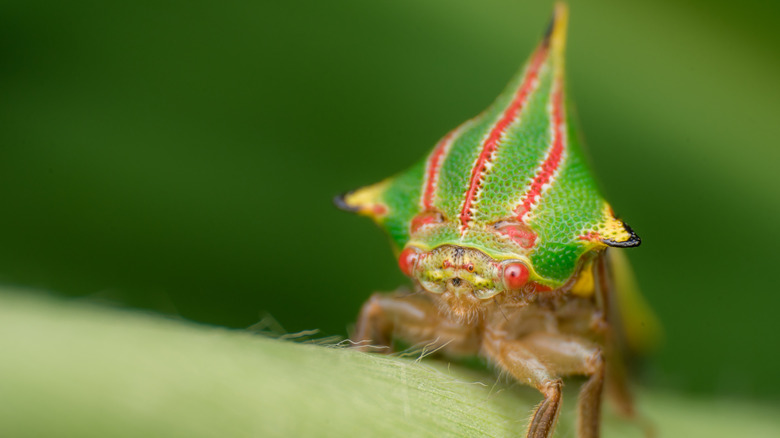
top-left (399, 244), bottom-right (532, 301)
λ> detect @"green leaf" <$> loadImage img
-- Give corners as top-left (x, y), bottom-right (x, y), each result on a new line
top-left (0, 289), bottom-right (777, 437)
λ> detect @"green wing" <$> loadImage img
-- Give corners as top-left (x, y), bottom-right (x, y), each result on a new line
top-left (605, 249), bottom-right (661, 355)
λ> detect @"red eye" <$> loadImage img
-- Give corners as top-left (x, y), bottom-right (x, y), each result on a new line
top-left (398, 247), bottom-right (420, 277)
top-left (502, 262), bottom-right (529, 290)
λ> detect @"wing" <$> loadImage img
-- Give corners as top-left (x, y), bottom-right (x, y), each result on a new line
top-left (597, 248), bottom-right (661, 356)
top-left (591, 248), bottom-right (660, 414)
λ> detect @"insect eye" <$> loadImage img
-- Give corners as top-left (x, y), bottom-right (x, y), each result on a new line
top-left (502, 262), bottom-right (529, 290)
top-left (398, 247), bottom-right (421, 277)
top-left (466, 263), bottom-right (474, 272)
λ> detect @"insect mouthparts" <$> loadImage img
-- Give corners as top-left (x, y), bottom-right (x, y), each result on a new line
top-left (451, 277), bottom-right (462, 286)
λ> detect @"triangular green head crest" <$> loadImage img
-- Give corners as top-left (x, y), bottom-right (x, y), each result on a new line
top-left (335, 3), bottom-right (640, 288)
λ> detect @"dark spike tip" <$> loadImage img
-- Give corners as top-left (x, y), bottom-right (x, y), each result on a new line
top-left (601, 222), bottom-right (641, 248)
top-left (542, 2), bottom-right (567, 48)
top-left (333, 191), bottom-right (360, 213)
top-left (542, 11), bottom-right (556, 44)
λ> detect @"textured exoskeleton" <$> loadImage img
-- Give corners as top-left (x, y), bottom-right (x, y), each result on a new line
top-left (336, 4), bottom-right (658, 437)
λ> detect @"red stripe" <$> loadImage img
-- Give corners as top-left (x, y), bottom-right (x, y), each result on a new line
top-left (421, 130), bottom-right (458, 210)
top-left (459, 47), bottom-right (548, 232)
top-left (514, 82), bottom-right (566, 222)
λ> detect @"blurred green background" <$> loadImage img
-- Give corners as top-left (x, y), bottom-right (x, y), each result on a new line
top-left (1, 0), bottom-right (778, 402)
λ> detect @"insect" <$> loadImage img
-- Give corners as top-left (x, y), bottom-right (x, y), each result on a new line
top-left (336, 4), bottom-right (657, 438)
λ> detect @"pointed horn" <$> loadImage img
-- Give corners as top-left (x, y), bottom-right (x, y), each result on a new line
top-left (599, 207), bottom-right (642, 248)
top-left (333, 180), bottom-right (390, 220)
top-left (545, 2), bottom-right (569, 57)
top-left (601, 221), bottom-right (641, 248)
top-left (579, 205), bottom-right (641, 248)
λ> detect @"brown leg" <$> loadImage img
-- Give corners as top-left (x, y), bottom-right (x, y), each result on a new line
top-left (577, 352), bottom-right (605, 438)
top-left (352, 291), bottom-right (481, 356)
top-left (604, 344), bottom-right (636, 419)
top-left (483, 332), bottom-right (604, 438)
top-left (528, 380), bottom-right (564, 438)
top-left (592, 254), bottom-right (635, 421)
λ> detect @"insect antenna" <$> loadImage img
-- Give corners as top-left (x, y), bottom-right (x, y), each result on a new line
top-left (494, 299), bottom-right (510, 322)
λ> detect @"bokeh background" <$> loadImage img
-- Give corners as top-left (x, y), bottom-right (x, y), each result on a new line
top-left (1, 0), bottom-right (778, 402)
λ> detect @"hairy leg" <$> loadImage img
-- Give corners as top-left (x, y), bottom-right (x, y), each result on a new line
top-left (352, 291), bottom-right (481, 356)
top-left (483, 331), bottom-right (604, 438)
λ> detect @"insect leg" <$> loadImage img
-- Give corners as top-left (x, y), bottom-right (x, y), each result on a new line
top-left (521, 333), bottom-right (605, 438)
top-left (352, 292), bottom-right (480, 356)
top-left (483, 332), bottom-right (604, 438)
top-left (482, 334), bottom-right (562, 438)
top-left (603, 344), bottom-right (635, 418)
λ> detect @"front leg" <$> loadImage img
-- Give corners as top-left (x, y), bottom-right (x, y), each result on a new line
top-left (483, 331), bottom-right (604, 438)
top-left (352, 291), bottom-right (481, 356)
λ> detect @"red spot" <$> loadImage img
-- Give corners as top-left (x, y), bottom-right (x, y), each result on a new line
top-left (514, 205), bottom-right (529, 220)
top-left (459, 46), bottom-right (549, 232)
top-left (497, 223), bottom-right (537, 249)
top-left (410, 210), bottom-right (443, 234)
top-left (422, 131), bottom-right (457, 210)
top-left (502, 262), bottom-right (530, 290)
top-left (398, 247), bottom-right (420, 277)
top-left (372, 204), bottom-right (387, 216)
top-left (514, 83), bottom-right (566, 222)
top-left (531, 282), bottom-right (552, 293)
top-left (442, 260), bottom-right (452, 269)
top-left (578, 231), bottom-right (600, 241)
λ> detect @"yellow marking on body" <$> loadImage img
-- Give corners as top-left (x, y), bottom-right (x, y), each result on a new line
top-left (598, 204), bottom-right (634, 244)
top-left (342, 180), bottom-right (391, 221)
top-left (549, 3), bottom-right (569, 67)
top-left (570, 258), bottom-right (595, 297)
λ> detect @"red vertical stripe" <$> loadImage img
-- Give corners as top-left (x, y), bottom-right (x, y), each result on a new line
top-left (514, 81), bottom-right (566, 222)
top-left (421, 129), bottom-right (458, 210)
top-left (459, 47), bottom-right (549, 233)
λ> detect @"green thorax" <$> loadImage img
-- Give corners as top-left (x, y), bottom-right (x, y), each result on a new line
top-left (337, 9), bottom-right (638, 288)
